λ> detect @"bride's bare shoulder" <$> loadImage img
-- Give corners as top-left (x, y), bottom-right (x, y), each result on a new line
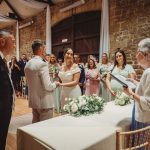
top-left (72, 63), bottom-right (78, 69)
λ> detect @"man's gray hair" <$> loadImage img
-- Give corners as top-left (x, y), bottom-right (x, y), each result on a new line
top-left (0, 30), bottom-right (11, 38)
top-left (138, 38), bottom-right (150, 53)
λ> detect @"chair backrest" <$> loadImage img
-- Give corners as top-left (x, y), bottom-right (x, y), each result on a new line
top-left (116, 126), bottom-right (150, 150)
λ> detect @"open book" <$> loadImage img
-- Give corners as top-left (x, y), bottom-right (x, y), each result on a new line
top-left (110, 73), bottom-right (137, 90)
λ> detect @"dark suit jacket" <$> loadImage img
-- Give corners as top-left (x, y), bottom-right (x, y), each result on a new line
top-left (0, 56), bottom-right (13, 150)
top-left (18, 59), bottom-right (28, 76)
top-left (78, 64), bottom-right (85, 84)
top-left (0, 56), bottom-right (13, 109)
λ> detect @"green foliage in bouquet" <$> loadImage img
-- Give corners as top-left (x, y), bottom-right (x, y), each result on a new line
top-left (63, 94), bottom-right (105, 117)
top-left (50, 65), bottom-right (59, 73)
top-left (114, 90), bottom-right (131, 106)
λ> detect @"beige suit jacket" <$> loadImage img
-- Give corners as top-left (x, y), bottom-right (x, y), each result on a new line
top-left (25, 56), bottom-right (56, 109)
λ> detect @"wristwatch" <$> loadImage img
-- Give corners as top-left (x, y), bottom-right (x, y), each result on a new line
top-left (130, 93), bottom-right (135, 99)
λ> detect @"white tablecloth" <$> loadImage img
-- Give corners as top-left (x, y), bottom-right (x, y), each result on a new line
top-left (17, 101), bottom-right (133, 150)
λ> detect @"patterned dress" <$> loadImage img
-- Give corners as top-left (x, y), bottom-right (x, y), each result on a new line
top-left (85, 68), bottom-right (100, 96)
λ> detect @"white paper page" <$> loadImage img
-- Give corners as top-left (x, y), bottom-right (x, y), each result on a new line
top-left (114, 75), bottom-right (137, 89)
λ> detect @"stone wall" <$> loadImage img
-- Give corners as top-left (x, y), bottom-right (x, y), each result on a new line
top-left (5, 0), bottom-right (150, 78)
top-left (9, 0), bottom-right (101, 59)
top-left (109, 0), bottom-right (150, 79)
top-left (51, 0), bottom-right (101, 26)
top-left (19, 10), bottom-right (46, 58)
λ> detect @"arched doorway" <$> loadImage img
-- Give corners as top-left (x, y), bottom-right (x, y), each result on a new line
top-left (52, 11), bottom-right (100, 63)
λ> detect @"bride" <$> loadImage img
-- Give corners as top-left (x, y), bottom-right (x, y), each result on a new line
top-left (58, 48), bottom-right (81, 110)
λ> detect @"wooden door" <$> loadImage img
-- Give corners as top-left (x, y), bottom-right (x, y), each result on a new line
top-left (52, 11), bottom-right (100, 63)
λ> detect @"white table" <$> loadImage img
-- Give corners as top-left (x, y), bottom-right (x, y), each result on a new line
top-left (17, 101), bottom-right (133, 150)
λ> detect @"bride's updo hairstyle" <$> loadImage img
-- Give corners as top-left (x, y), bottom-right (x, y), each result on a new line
top-left (63, 47), bottom-right (74, 56)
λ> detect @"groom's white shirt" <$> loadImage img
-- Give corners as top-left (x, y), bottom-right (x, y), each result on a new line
top-left (25, 55), bottom-right (56, 109)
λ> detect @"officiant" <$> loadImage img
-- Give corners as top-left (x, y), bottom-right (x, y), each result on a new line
top-left (105, 49), bottom-right (136, 101)
top-left (123, 38), bottom-right (150, 130)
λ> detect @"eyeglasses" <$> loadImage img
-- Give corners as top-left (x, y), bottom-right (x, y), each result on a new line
top-left (116, 55), bottom-right (122, 58)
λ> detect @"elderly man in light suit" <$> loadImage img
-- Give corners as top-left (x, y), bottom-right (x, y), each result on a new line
top-left (25, 39), bottom-right (59, 123)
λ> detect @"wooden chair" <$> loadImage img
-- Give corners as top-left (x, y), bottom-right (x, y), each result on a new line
top-left (116, 126), bottom-right (150, 150)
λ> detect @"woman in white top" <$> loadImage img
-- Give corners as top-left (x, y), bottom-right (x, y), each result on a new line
top-left (124, 38), bottom-right (150, 130)
top-left (58, 48), bottom-right (81, 110)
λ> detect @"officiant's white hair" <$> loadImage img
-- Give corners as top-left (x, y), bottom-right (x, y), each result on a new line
top-left (138, 38), bottom-right (150, 52)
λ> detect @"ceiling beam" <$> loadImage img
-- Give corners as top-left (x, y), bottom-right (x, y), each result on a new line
top-left (0, 0), bottom-right (3, 4)
top-left (4, 0), bottom-right (22, 20)
top-left (47, 0), bottom-right (54, 6)
top-left (34, 0), bottom-right (54, 6)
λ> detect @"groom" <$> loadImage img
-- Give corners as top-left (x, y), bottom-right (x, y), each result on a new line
top-left (25, 39), bottom-right (59, 123)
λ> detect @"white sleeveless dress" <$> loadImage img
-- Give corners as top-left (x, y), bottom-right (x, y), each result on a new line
top-left (58, 65), bottom-right (81, 109)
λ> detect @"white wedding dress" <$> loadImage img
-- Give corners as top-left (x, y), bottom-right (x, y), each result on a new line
top-left (58, 65), bottom-right (81, 109)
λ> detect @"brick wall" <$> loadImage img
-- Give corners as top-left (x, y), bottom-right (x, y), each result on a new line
top-left (10, 0), bottom-right (101, 59)
top-left (109, 0), bottom-right (150, 79)
top-left (5, 0), bottom-right (150, 78)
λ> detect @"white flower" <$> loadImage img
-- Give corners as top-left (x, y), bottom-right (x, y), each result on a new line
top-left (63, 105), bottom-right (69, 111)
top-left (115, 90), bottom-right (130, 106)
top-left (63, 94), bottom-right (104, 116)
top-left (68, 98), bottom-right (72, 101)
top-left (71, 103), bottom-right (78, 113)
top-left (95, 106), bottom-right (99, 110)
top-left (78, 99), bottom-right (87, 107)
top-left (65, 98), bottom-right (68, 101)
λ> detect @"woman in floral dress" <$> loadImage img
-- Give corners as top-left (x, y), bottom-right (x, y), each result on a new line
top-left (85, 58), bottom-right (100, 96)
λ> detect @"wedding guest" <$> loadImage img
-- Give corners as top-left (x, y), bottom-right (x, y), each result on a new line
top-left (85, 54), bottom-right (96, 69)
top-left (18, 54), bottom-right (28, 96)
top-left (58, 48), bottom-right (81, 110)
top-left (9, 56), bottom-right (21, 97)
top-left (49, 54), bottom-right (61, 113)
top-left (124, 38), bottom-right (150, 130)
top-left (19, 54), bottom-right (28, 77)
top-left (85, 58), bottom-right (100, 96)
top-left (106, 49), bottom-right (136, 100)
top-left (25, 39), bottom-right (59, 123)
top-left (0, 30), bottom-right (15, 150)
top-left (74, 54), bottom-right (85, 95)
top-left (99, 53), bottom-right (112, 101)
top-left (57, 58), bottom-right (63, 67)
top-left (44, 54), bottom-right (51, 63)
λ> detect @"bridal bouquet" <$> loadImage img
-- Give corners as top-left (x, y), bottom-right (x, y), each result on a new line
top-left (49, 65), bottom-right (59, 79)
top-left (63, 94), bottom-right (104, 117)
top-left (114, 90), bottom-right (130, 106)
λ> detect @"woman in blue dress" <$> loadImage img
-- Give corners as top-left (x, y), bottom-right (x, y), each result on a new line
top-left (106, 49), bottom-right (136, 101)
top-left (48, 54), bottom-right (61, 113)
top-left (99, 53), bottom-right (112, 102)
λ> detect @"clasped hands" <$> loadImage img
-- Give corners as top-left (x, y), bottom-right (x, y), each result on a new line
top-left (55, 81), bottom-right (64, 88)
